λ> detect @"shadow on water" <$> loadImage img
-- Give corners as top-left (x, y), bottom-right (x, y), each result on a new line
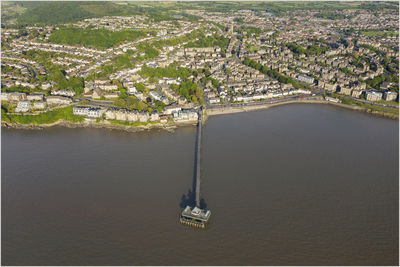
top-left (179, 122), bottom-right (207, 210)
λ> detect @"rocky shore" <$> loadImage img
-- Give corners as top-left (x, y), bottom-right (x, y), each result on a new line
top-left (1, 119), bottom-right (180, 133)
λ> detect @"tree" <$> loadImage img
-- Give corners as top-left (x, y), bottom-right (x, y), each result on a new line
top-left (134, 82), bottom-right (146, 92)
top-left (155, 100), bottom-right (165, 112)
top-left (119, 88), bottom-right (127, 99)
top-left (195, 87), bottom-right (204, 100)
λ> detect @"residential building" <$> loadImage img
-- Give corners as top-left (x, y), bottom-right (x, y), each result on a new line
top-left (383, 91), bottom-right (398, 101)
top-left (164, 105), bottom-right (182, 115)
top-left (33, 101), bottom-right (46, 110)
top-left (27, 93), bottom-right (45, 101)
top-left (92, 88), bottom-right (103, 99)
top-left (297, 75), bottom-right (315, 84)
top-left (339, 86), bottom-right (352, 96)
top-left (46, 96), bottom-right (72, 105)
top-left (173, 109), bottom-right (198, 122)
top-left (15, 100), bottom-right (31, 112)
top-left (51, 90), bottom-right (75, 97)
top-left (73, 106), bottom-right (105, 118)
top-left (365, 91), bottom-right (382, 101)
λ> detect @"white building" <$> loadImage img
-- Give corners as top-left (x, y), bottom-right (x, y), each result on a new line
top-left (365, 91), bottom-right (382, 101)
top-left (164, 105), bottom-right (182, 115)
top-left (87, 107), bottom-right (105, 118)
top-left (51, 90), bottom-right (75, 97)
top-left (73, 106), bottom-right (105, 118)
top-left (291, 88), bottom-right (312, 95)
top-left (73, 106), bottom-right (90, 116)
top-left (33, 101), bottom-right (46, 110)
top-left (1, 92), bottom-right (27, 101)
top-left (325, 96), bottom-right (341, 103)
top-left (209, 97), bottom-right (220, 104)
top-left (297, 75), bottom-right (315, 84)
top-left (173, 109), bottom-right (198, 122)
top-left (99, 84), bottom-right (118, 91)
top-left (27, 93), bottom-right (45, 101)
top-left (15, 101), bottom-right (31, 112)
top-left (383, 91), bottom-right (397, 101)
top-left (150, 111), bottom-right (160, 121)
top-left (127, 86), bottom-right (137, 94)
top-left (149, 91), bottom-right (163, 101)
top-left (46, 96), bottom-right (72, 105)
top-left (41, 82), bottom-right (52, 90)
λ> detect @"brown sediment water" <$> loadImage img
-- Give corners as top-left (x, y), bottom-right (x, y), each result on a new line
top-left (2, 104), bottom-right (398, 265)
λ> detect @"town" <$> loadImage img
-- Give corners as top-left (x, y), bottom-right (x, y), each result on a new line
top-left (1, 1), bottom-right (399, 128)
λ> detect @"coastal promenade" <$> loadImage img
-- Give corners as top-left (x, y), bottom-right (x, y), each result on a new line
top-left (205, 95), bottom-right (325, 116)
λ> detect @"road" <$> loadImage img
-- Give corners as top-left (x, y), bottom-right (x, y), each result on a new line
top-left (234, 38), bottom-right (241, 63)
top-left (22, 64), bottom-right (38, 79)
top-left (74, 97), bottom-right (115, 108)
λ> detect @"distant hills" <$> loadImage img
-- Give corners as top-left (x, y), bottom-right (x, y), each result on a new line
top-left (1, 1), bottom-right (398, 27)
top-left (2, 2), bottom-right (140, 26)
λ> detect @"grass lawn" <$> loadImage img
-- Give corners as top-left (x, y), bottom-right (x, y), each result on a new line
top-left (7, 106), bottom-right (84, 125)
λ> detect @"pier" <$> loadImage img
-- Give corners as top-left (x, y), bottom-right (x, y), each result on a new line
top-left (195, 109), bottom-right (202, 207)
top-left (180, 107), bottom-right (211, 228)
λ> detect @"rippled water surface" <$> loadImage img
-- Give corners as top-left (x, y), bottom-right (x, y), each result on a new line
top-left (2, 104), bottom-right (398, 265)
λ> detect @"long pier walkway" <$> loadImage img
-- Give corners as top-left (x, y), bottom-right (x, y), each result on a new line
top-left (195, 108), bottom-right (202, 207)
top-left (180, 107), bottom-right (211, 228)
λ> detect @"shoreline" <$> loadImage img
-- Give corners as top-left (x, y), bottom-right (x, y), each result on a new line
top-left (1, 119), bottom-right (181, 133)
top-left (204, 100), bottom-right (399, 120)
top-left (2, 100), bottom-right (398, 131)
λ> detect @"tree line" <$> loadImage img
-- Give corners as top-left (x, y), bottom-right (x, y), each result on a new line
top-left (49, 28), bottom-right (147, 50)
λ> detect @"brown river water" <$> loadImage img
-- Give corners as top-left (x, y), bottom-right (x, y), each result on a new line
top-left (2, 104), bottom-right (398, 265)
